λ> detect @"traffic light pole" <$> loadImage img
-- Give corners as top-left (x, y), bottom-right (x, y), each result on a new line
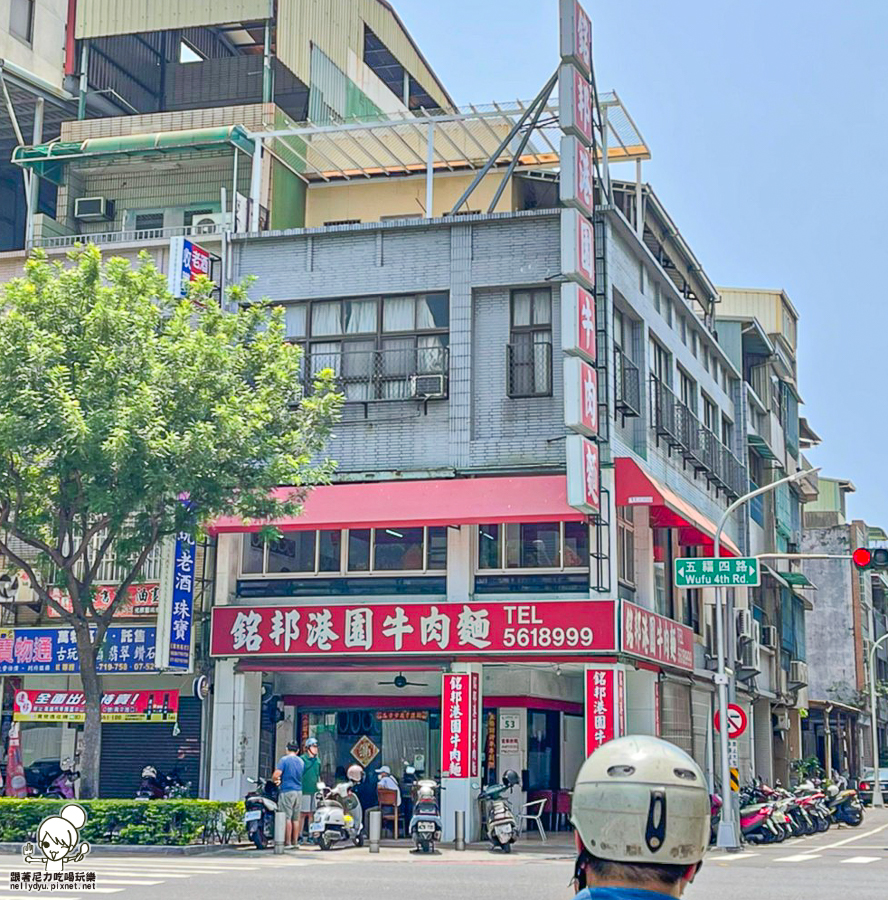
top-left (713, 468), bottom-right (818, 850)
top-left (869, 633), bottom-right (888, 807)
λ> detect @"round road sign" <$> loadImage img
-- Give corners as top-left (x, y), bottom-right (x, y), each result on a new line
top-left (714, 704), bottom-right (747, 739)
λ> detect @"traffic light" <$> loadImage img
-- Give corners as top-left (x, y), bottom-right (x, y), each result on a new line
top-left (852, 547), bottom-right (888, 569)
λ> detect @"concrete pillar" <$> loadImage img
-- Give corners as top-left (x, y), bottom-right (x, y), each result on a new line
top-left (632, 506), bottom-right (655, 605)
top-left (446, 526), bottom-right (472, 602)
top-left (208, 659), bottom-right (262, 800)
top-left (441, 662), bottom-right (483, 842)
top-left (625, 667), bottom-right (657, 735)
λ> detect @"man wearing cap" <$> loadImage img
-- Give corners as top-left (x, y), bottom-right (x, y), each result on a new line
top-left (272, 742), bottom-right (305, 848)
top-left (299, 738), bottom-right (321, 844)
top-left (571, 735), bottom-right (710, 899)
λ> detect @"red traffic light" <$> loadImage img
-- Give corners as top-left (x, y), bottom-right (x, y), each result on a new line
top-left (853, 547), bottom-right (872, 568)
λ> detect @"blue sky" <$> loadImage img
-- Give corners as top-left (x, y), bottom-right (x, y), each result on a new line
top-left (397, 0), bottom-right (888, 524)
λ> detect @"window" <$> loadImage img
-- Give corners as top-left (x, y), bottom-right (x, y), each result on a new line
top-left (691, 331), bottom-right (698, 358)
top-left (653, 528), bottom-right (674, 619)
top-left (677, 549), bottom-right (701, 633)
top-left (678, 368), bottom-right (697, 414)
top-left (679, 316), bottom-right (687, 345)
top-left (508, 288), bottom-right (552, 397)
top-left (241, 527), bottom-right (447, 575)
top-left (179, 40), bottom-right (204, 63)
top-left (721, 415), bottom-right (734, 448)
top-left (781, 302), bottom-right (797, 348)
top-left (617, 507), bottom-right (635, 588)
top-left (476, 522), bottom-right (589, 571)
top-left (290, 293), bottom-right (449, 401)
top-left (10, 0), bottom-right (34, 42)
top-left (649, 337), bottom-right (671, 386)
top-left (638, 261), bottom-right (645, 294)
top-left (653, 281), bottom-right (661, 314)
top-left (664, 298), bottom-right (673, 328)
top-left (323, 219), bottom-right (361, 226)
top-left (702, 394), bottom-right (717, 433)
top-left (134, 213), bottom-right (165, 232)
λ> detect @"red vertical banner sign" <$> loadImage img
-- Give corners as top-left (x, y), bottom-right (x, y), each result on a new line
top-left (584, 665), bottom-right (626, 757)
top-left (442, 673), bottom-right (479, 778)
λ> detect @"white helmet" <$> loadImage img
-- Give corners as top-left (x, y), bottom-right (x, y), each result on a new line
top-left (571, 735), bottom-right (709, 865)
top-left (347, 764), bottom-right (363, 783)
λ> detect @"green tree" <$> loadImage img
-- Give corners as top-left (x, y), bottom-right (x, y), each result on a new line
top-left (0, 246), bottom-right (341, 797)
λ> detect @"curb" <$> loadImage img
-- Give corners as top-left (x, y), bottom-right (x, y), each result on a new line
top-left (0, 843), bottom-right (241, 857)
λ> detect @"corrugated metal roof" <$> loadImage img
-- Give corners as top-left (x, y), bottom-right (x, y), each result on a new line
top-left (75, 0), bottom-right (270, 39)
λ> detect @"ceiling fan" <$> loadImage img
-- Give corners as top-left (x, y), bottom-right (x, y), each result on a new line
top-left (378, 672), bottom-right (428, 689)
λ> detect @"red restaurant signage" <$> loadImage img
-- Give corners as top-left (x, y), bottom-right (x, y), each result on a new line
top-left (564, 356), bottom-right (598, 437)
top-left (442, 672), bottom-right (479, 778)
top-left (561, 208), bottom-right (595, 290)
top-left (559, 0), bottom-right (593, 76)
top-left (13, 689), bottom-right (179, 723)
top-left (566, 434), bottom-right (600, 514)
top-left (558, 64), bottom-right (593, 146)
top-left (560, 135), bottom-right (595, 219)
top-left (584, 665), bottom-right (625, 757)
top-left (621, 601), bottom-right (695, 671)
top-left (561, 283), bottom-right (597, 363)
top-left (211, 600), bottom-right (618, 657)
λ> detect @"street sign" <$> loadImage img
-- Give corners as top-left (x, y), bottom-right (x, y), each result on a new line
top-left (727, 739), bottom-right (739, 767)
top-left (674, 556), bottom-right (760, 587)
top-left (715, 704), bottom-right (748, 740)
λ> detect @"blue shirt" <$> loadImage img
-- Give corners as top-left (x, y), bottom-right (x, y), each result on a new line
top-left (574, 890), bottom-right (674, 900)
top-left (277, 754), bottom-right (304, 792)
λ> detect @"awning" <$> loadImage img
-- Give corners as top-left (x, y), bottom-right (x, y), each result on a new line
top-left (748, 433), bottom-right (779, 462)
top-left (11, 125), bottom-right (255, 183)
top-left (777, 571), bottom-right (816, 589)
top-left (614, 458), bottom-right (741, 556)
top-left (210, 474), bottom-right (585, 534)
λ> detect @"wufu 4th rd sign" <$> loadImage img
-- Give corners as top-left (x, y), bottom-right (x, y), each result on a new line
top-left (673, 557), bottom-right (760, 588)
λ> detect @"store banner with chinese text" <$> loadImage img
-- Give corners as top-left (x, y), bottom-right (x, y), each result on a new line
top-left (0, 626), bottom-right (157, 675)
top-left (441, 673), bottom-right (479, 778)
top-left (13, 689), bottom-right (179, 723)
top-left (47, 583), bottom-right (160, 618)
top-left (621, 601), bottom-right (695, 671)
top-left (211, 600), bottom-right (618, 658)
top-left (584, 665), bottom-right (626, 757)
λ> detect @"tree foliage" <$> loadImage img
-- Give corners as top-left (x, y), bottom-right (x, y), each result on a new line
top-left (0, 246), bottom-right (341, 794)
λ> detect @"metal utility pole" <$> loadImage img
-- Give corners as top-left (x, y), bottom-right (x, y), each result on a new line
top-left (713, 467), bottom-right (820, 850)
top-left (869, 633), bottom-right (888, 807)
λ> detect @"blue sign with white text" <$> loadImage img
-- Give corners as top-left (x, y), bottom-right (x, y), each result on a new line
top-left (0, 626), bottom-right (157, 675)
top-left (166, 532), bottom-right (196, 670)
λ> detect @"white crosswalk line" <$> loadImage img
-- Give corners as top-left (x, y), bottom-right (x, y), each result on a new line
top-left (818, 822), bottom-right (888, 850)
top-left (841, 856), bottom-right (882, 864)
top-left (714, 852), bottom-right (759, 861)
top-left (774, 853), bottom-right (821, 862)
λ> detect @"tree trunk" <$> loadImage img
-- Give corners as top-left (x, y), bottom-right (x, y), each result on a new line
top-left (77, 630), bottom-right (103, 799)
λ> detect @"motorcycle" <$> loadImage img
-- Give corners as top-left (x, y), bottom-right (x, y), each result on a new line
top-left (135, 765), bottom-right (191, 800)
top-left (794, 783), bottom-right (831, 834)
top-left (310, 780), bottom-right (364, 850)
top-left (244, 776), bottom-right (280, 849)
top-left (478, 770), bottom-right (520, 853)
top-left (739, 784), bottom-right (782, 844)
top-left (45, 758), bottom-right (80, 800)
top-left (408, 772), bottom-right (443, 853)
top-left (824, 782), bottom-right (864, 826)
top-left (709, 792), bottom-right (723, 845)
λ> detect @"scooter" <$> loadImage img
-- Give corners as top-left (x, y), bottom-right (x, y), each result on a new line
top-left (310, 780), bottom-right (364, 850)
top-left (825, 783), bottom-right (864, 826)
top-left (135, 766), bottom-right (166, 800)
top-left (709, 792), bottom-right (723, 845)
top-left (408, 772), bottom-right (443, 853)
top-left (45, 759), bottom-right (80, 800)
top-left (243, 776), bottom-right (280, 850)
top-left (478, 770), bottom-right (520, 853)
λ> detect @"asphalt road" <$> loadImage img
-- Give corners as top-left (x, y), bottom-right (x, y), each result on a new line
top-left (0, 809), bottom-right (885, 900)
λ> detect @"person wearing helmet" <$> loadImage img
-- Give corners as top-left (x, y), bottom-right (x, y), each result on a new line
top-left (571, 735), bottom-right (710, 899)
top-left (272, 742), bottom-right (305, 848)
top-left (298, 738), bottom-right (321, 844)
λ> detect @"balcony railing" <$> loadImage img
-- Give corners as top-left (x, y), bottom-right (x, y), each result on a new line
top-left (614, 347), bottom-right (641, 418)
top-left (305, 345), bottom-right (449, 402)
top-left (507, 341), bottom-right (552, 398)
top-left (650, 376), bottom-right (747, 498)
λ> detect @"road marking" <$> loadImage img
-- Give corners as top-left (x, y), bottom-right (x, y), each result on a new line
top-left (841, 856), bottom-right (882, 864)
top-left (713, 852), bottom-right (759, 861)
top-left (818, 822), bottom-right (888, 850)
top-left (774, 853), bottom-right (821, 862)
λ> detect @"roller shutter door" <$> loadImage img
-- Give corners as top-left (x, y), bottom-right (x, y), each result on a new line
top-left (659, 680), bottom-right (693, 758)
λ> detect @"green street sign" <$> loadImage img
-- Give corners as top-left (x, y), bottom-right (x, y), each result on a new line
top-left (674, 556), bottom-right (760, 588)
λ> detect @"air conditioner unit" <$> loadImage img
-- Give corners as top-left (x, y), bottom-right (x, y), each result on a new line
top-left (736, 609), bottom-right (754, 642)
top-left (773, 713), bottom-right (791, 732)
top-left (191, 213), bottom-right (226, 235)
top-left (411, 374), bottom-right (447, 399)
top-left (74, 196), bottom-right (115, 221)
top-left (789, 660), bottom-right (808, 687)
top-left (761, 625), bottom-right (779, 649)
top-left (738, 640), bottom-right (761, 676)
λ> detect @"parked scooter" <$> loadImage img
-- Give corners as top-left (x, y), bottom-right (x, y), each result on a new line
top-left (243, 776), bottom-right (280, 849)
top-left (709, 792), bottom-right (723, 845)
top-left (824, 782), bottom-right (864, 826)
top-left (135, 766), bottom-right (166, 800)
top-left (738, 784), bottom-right (782, 844)
top-left (45, 758), bottom-right (80, 800)
top-left (408, 769), bottom-right (443, 853)
top-left (310, 766), bottom-right (364, 851)
top-left (478, 770), bottom-right (520, 853)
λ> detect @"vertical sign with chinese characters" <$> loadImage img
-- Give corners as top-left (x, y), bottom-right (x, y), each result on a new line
top-left (168, 237), bottom-right (211, 298)
top-left (155, 533), bottom-right (197, 672)
top-left (561, 283), bottom-right (596, 362)
top-left (565, 434), bottom-right (600, 514)
top-left (584, 665), bottom-right (626, 757)
top-left (564, 356), bottom-right (598, 437)
top-left (441, 673), bottom-right (479, 778)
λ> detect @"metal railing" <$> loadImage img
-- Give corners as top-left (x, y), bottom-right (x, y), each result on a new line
top-left (650, 376), bottom-right (747, 498)
top-left (507, 341), bottom-right (552, 398)
top-left (614, 347), bottom-right (641, 418)
top-left (305, 345), bottom-right (449, 402)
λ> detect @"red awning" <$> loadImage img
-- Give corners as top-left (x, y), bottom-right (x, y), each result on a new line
top-left (210, 474), bottom-right (585, 533)
top-left (614, 458), bottom-right (741, 556)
